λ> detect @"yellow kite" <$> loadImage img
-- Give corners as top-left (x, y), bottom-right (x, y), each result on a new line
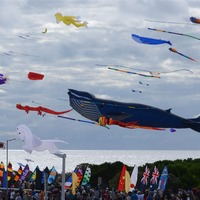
top-left (55, 13), bottom-right (88, 28)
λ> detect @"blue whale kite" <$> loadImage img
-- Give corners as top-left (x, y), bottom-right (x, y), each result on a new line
top-left (131, 33), bottom-right (172, 45)
top-left (64, 89), bottom-right (200, 132)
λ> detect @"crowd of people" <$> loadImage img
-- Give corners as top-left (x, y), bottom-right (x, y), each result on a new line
top-left (0, 181), bottom-right (200, 200)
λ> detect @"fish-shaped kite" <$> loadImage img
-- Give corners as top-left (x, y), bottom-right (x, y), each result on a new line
top-left (65, 89), bottom-right (200, 133)
top-left (169, 48), bottom-right (197, 62)
top-left (16, 104), bottom-right (72, 116)
top-left (55, 13), bottom-right (88, 28)
top-left (131, 34), bottom-right (172, 45)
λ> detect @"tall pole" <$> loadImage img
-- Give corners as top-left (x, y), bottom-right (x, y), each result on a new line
top-left (6, 138), bottom-right (16, 199)
top-left (54, 153), bottom-right (66, 200)
top-left (6, 140), bottom-right (8, 197)
top-left (61, 154), bottom-right (66, 200)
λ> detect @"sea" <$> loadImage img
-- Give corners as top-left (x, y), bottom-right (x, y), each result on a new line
top-left (1, 150), bottom-right (200, 173)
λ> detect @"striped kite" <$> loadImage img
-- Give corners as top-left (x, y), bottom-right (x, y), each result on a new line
top-left (169, 48), bottom-right (197, 62)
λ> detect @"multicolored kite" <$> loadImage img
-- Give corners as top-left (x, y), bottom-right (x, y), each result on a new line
top-left (97, 64), bottom-right (193, 76)
top-left (66, 89), bottom-right (200, 132)
top-left (190, 17), bottom-right (200, 24)
top-left (108, 67), bottom-right (161, 78)
top-left (169, 48), bottom-right (197, 62)
top-left (148, 27), bottom-right (200, 40)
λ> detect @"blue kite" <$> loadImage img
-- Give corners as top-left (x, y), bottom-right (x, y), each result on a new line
top-left (131, 34), bottom-right (172, 45)
top-left (59, 89), bottom-right (200, 133)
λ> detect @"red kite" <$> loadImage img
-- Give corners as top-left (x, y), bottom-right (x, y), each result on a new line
top-left (28, 72), bottom-right (44, 80)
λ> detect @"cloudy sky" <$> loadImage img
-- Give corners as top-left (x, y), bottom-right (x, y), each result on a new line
top-left (1, 0), bottom-right (200, 150)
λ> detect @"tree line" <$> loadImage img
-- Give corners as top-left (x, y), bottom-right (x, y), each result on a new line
top-left (86, 158), bottom-right (200, 193)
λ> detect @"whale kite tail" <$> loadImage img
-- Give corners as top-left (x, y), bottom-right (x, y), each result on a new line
top-left (186, 115), bottom-right (200, 133)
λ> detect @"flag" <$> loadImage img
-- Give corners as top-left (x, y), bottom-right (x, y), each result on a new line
top-left (130, 165), bottom-right (138, 191)
top-left (140, 166), bottom-right (150, 191)
top-left (125, 170), bottom-right (131, 193)
top-left (35, 167), bottom-right (43, 190)
top-left (76, 167), bottom-right (83, 187)
top-left (0, 162), bottom-right (5, 182)
top-left (72, 172), bottom-right (78, 195)
top-left (158, 166), bottom-right (168, 191)
top-left (14, 166), bottom-right (23, 182)
top-left (64, 166), bottom-right (80, 189)
top-left (19, 164), bottom-right (30, 181)
top-left (150, 166), bottom-right (159, 189)
top-left (2, 171), bottom-right (7, 188)
top-left (7, 162), bottom-right (12, 181)
top-left (42, 167), bottom-right (50, 184)
top-left (118, 165), bottom-right (127, 191)
top-left (65, 173), bottom-right (73, 189)
top-left (81, 165), bottom-right (91, 186)
top-left (29, 166), bottom-right (38, 182)
top-left (47, 166), bottom-right (57, 184)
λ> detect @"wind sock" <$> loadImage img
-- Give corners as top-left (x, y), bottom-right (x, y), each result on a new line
top-left (130, 165), bottom-right (138, 191)
top-left (158, 166), bottom-right (168, 191)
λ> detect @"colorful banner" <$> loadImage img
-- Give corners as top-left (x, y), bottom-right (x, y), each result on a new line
top-left (48, 166), bottom-right (57, 184)
top-left (118, 165), bottom-right (127, 191)
top-left (158, 166), bottom-right (168, 191)
top-left (19, 164), bottom-right (30, 181)
top-left (130, 165), bottom-right (138, 191)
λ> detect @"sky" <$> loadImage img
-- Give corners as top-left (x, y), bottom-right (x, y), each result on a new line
top-left (1, 0), bottom-right (200, 150)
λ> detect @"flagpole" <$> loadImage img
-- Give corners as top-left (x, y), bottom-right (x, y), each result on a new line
top-left (54, 153), bottom-right (66, 200)
top-left (5, 138), bottom-right (16, 199)
top-left (44, 172), bottom-right (48, 200)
